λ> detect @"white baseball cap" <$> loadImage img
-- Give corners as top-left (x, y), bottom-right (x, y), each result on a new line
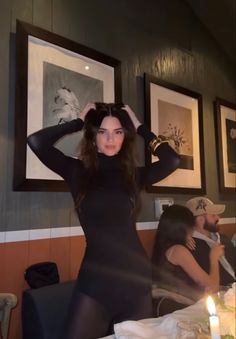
top-left (186, 197), bottom-right (225, 216)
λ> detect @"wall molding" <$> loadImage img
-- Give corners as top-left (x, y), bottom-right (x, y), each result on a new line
top-left (0, 218), bottom-right (235, 243)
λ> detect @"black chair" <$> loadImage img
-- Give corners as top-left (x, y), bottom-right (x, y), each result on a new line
top-left (22, 280), bottom-right (75, 339)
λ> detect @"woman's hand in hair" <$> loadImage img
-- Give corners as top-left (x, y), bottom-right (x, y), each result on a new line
top-left (79, 102), bottom-right (96, 121)
top-left (123, 105), bottom-right (141, 130)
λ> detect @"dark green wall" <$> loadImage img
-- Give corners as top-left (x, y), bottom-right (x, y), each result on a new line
top-left (0, 0), bottom-right (235, 231)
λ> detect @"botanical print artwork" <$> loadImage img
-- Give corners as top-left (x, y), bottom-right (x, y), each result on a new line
top-left (219, 102), bottom-right (236, 191)
top-left (145, 74), bottom-right (205, 193)
top-left (158, 99), bottom-right (194, 170)
top-left (225, 118), bottom-right (236, 173)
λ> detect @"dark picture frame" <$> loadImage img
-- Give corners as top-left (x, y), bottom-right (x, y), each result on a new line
top-left (214, 98), bottom-right (236, 194)
top-left (14, 20), bottom-right (122, 191)
top-left (144, 73), bottom-right (206, 194)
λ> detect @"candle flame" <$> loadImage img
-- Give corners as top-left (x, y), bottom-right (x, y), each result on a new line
top-left (206, 296), bottom-right (216, 316)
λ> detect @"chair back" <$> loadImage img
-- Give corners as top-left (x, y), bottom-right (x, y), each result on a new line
top-left (0, 293), bottom-right (17, 339)
top-left (152, 285), bottom-right (195, 316)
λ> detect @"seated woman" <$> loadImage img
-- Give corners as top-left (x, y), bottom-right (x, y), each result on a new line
top-left (151, 204), bottom-right (224, 315)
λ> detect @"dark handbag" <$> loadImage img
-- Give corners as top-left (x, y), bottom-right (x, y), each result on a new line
top-left (24, 262), bottom-right (60, 288)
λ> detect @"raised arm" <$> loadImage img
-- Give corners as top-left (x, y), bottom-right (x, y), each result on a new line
top-left (124, 105), bottom-right (180, 186)
top-left (168, 244), bottom-right (224, 293)
top-left (138, 125), bottom-right (180, 184)
top-left (27, 118), bottom-right (84, 179)
top-left (27, 103), bottom-right (95, 179)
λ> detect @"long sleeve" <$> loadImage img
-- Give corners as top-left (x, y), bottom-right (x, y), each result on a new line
top-left (27, 119), bottom-right (84, 180)
top-left (137, 124), bottom-right (180, 186)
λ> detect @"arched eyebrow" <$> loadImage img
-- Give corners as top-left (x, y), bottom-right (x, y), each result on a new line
top-left (98, 127), bottom-right (124, 131)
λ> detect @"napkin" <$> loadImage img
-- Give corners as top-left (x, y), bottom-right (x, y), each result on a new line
top-left (113, 299), bottom-right (207, 339)
top-left (114, 317), bottom-right (177, 339)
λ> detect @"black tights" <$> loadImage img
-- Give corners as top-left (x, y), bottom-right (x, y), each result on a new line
top-left (64, 291), bottom-right (152, 339)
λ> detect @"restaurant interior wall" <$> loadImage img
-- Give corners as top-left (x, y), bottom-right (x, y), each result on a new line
top-left (0, 1), bottom-right (235, 338)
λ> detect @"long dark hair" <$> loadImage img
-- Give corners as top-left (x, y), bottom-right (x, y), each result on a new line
top-left (152, 204), bottom-right (194, 265)
top-left (76, 103), bottom-right (138, 211)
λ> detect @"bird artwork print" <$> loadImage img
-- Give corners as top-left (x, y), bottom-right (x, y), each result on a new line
top-left (52, 86), bottom-right (80, 124)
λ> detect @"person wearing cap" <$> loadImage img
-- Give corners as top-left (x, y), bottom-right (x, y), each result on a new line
top-left (186, 197), bottom-right (235, 286)
top-left (151, 204), bottom-right (224, 316)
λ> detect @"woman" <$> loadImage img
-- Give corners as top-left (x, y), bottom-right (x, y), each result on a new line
top-left (152, 205), bottom-right (224, 307)
top-left (27, 102), bottom-right (180, 339)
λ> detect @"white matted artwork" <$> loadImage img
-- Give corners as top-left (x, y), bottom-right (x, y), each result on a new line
top-left (26, 36), bottom-right (114, 181)
top-left (214, 98), bottom-right (236, 193)
top-left (144, 73), bottom-right (206, 194)
top-left (14, 20), bottom-right (121, 191)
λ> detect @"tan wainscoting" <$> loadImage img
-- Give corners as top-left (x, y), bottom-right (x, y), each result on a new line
top-left (0, 229), bottom-right (156, 339)
top-left (0, 224), bottom-right (235, 339)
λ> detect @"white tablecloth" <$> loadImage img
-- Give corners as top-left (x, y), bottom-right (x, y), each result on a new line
top-left (100, 294), bottom-right (235, 339)
top-left (100, 298), bottom-right (207, 339)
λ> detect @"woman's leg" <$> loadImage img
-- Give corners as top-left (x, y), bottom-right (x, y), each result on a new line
top-left (127, 292), bottom-right (153, 320)
top-left (64, 291), bottom-right (111, 339)
top-left (113, 292), bottom-right (153, 325)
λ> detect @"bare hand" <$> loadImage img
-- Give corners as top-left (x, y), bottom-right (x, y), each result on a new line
top-left (79, 102), bottom-right (96, 121)
top-left (210, 244), bottom-right (225, 261)
top-left (186, 235), bottom-right (196, 251)
top-left (123, 105), bottom-right (141, 130)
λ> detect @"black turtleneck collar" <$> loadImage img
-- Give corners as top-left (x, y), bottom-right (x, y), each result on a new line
top-left (97, 152), bottom-right (121, 170)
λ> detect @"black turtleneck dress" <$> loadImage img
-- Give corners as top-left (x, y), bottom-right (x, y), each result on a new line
top-left (27, 118), bottom-right (180, 314)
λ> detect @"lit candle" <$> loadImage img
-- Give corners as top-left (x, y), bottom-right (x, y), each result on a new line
top-left (206, 296), bottom-right (220, 339)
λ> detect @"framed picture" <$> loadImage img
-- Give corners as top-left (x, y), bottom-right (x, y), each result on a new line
top-left (14, 20), bottom-right (122, 191)
top-left (214, 98), bottom-right (236, 194)
top-left (144, 73), bottom-right (206, 194)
